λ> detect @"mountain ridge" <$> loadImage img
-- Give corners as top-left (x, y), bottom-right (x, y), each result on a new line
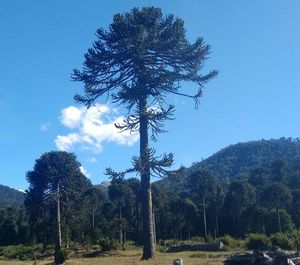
top-left (0, 184), bottom-right (25, 207)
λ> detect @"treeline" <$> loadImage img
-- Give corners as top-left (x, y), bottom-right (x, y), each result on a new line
top-left (1, 157), bottom-right (299, 247)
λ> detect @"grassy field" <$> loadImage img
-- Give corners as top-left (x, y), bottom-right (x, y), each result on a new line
top-left (0, 250), bottom-right (229, 265)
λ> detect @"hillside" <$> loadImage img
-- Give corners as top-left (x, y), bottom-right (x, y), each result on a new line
top-left (189, 137), bottom-right (300, 179)
top-left (0, 184), bottom-right (24, 207)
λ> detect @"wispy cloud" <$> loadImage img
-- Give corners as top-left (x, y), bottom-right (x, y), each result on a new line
top-left (86, 157), bottom-right (97, 163)
top-left (55, 104), bottom-right (139, 153)
top-left (40, 122), bottom-right (52, 132)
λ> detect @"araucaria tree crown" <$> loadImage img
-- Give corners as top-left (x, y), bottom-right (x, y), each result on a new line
top-left (72, 7), bottom-right (217, 259)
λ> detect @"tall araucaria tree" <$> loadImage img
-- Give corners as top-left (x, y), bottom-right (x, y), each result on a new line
top-left (72, 7), bottom-right (218, 259)
top-left (25, 151), bottom-right (90, 265)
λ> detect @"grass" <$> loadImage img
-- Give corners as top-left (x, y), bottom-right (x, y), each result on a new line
top-left (0, 250), bottom-right (229, 265)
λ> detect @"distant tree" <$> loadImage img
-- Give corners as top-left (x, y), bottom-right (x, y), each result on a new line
top-left (188, 169), bottom-right (218, 240)
top-left (182, 198), bottom-right (197, 239)
top-left (210, 181), bottom-right (225, 237)
top-left (72, 7), bottom-right (217, 259)
top-left (126, 178), bottom-right (142, 244)
top-left (261, 182), bottom-right (292, 232)
top-left (290, 190), bottom-right (300, 227)
top-left (83, 187), bottom-right (105, 230)
top-left (224, 179), bottom-right (255, 237)
top-left (25, 151), bottom-right (90, 265)
top-left (108, 177), bottom-right (134, 245)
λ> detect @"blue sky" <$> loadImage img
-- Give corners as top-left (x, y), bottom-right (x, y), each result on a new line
top-left (1, 0), bottom-right (299, 190)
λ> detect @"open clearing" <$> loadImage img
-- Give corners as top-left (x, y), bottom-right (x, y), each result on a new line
top-left (0, 250), bottom-right (229, 265)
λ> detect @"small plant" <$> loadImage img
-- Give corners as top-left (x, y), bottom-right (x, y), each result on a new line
top-left (98, 237), bottom-right (120, 251)
top-left (246, 233), bottom-right (271, 250)
top-left (270, 233), bottom-right (294, 250)
top-left (219, 235), bottom-right (243, 250)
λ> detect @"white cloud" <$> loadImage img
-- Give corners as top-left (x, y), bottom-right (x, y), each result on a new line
top-left (55, 104), bottom-right (139, 153)
top-left (40, 122), bottom-right (52, 132)
top-left (86, 157), bottom-right (97, 163)
top-left (80, 166), bottom-right (90, 179)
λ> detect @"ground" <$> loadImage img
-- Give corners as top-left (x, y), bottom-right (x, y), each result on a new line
top-left (0, 250), bottom-right (229, 265)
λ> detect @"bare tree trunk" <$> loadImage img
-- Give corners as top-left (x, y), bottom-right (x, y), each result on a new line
top-left (140, 96), bottom-right (155, 259)
top-left (152, 208), bottom-right (157, 245)
top-left (66, 225), bottom-right (69, 249)
top-left (203, 198), bottom-right (208, 242)
top-left (135, 202), bottom-right (140, 245)
top-left (55, 183), bottom-right (64, 265)
top-left (119, 204), bottom-right (123, 245)
top-left (215, 210), bottom-right (219, 237)
top-left (92, 204), bottom-right (95, 229)
top-left (276, 206), bottom-right (282, 232)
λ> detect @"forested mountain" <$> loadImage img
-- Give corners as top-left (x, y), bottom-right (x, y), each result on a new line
top-left (0, 184), bottom-right (24, 207)
top-left (1, 137), bottom-right (300, 247)
top-left (189, 138), bottom-right (300, 179)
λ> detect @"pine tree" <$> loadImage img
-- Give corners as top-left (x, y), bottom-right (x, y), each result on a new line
top-left (72, 7), bottom-right (217, 259)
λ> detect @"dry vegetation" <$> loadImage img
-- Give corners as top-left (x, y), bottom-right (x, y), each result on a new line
top-left (0, 250), bottom-right (229, 265)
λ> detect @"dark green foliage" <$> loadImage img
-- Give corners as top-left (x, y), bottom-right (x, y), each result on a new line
top-left (1, 244), bottom-right (42, 260)
top-left (25, 151), bottom-right (92, 264)
top-left (270, 233), bottom-right (294, 250)
top-left (218, 235), bottom-right (242, 249)
top-left (246, 234), bottom-right (271, 250)
top-left (0, 206), bottom-right (30, 246)
top-left (2, 138), bottom-right (300, 251)
top-left (98, 237), bottom-right (120, 251)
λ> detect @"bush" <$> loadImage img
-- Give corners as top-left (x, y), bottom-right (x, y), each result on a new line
top-left (291, 229), bottom-right (300, 251)
top-left (190, 236), bottom-right (205, 244)
top-left (270, 233), bottom-right (294, 250)
top-left (2, 244), bottom-right (43, 260)
top-left (98, 237), bottom-right (120, 251)
top-left (246, 234), bottom-right (271, 250)
top-left (219, 235), bottom-right (243, 249)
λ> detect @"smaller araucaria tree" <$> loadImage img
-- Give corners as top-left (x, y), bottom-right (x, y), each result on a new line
top-left (25, 151), bottom-right (90, 265)
top-left (72, 7), bottom-right (217, 259)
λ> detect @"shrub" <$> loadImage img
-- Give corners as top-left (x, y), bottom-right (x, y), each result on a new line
top-left (246, 233), bottom-right (271, 250)
top-left (219, 235), bottom-right (243, 249)
top-left (98, 237), bottom-right (120, 251)
top-left (291, 229), bottom-right (300, 251)
top-left (270, 233), bottom-right (294, 250)
top-left (190, 236), bottom-right (205, 244)
top-left (2, 244), bottom-right (42, 260)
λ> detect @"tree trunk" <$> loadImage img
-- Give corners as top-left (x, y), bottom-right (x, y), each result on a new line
top-left (215, 213), bottom-right (219, 237)
top-left (55, 183), bottom-right (64, 265)
top-left (66, 225), bottom-right (69, 249)
top-left (92, 204), bottom-right (95, 229)
top-left (203, 198), bottom-right (208, 242)
top-left (276, 206), bottom-right (282, 232)
top-left (135, 202), bottom-right (140, 245)
top-left (139, 96), bottom-right (155, 259)
top-left (119, 204), bottom-right (123, 245)
top-left (152, 208), bottom-right (157, 245)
